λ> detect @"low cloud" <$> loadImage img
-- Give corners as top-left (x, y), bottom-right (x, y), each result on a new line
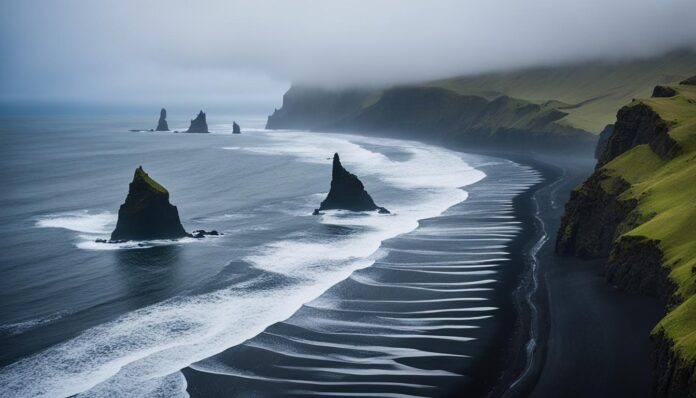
top-left (2, 0), bottom-right (695, 107)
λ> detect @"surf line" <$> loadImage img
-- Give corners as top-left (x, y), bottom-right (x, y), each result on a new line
top-left (503, 165), bottom-right (566, 396)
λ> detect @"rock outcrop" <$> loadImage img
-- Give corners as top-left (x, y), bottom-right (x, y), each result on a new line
top-left (653, 327), bottom-right (696, 398)
top-left (232, 121), bottom-right (241, 134)
top-left (156, 108), bottom-right (169, 131)
top-left (606, 235), bottom-right (673, 297)
top-left (595, 124), bottom-right (614, 159)
top-left (186, 111), bottom-right (209, 133)
top-left (556, 170), bottom-right (637, 258)
top-left (597, 103), bottom-right (680, 167)
top-left (652, 85), bottom-right (678, 98)
top-left (110, 167), bottom-right (188, 241)
top-left (314, 153), bottom-right (389, 214)
top-left (680, 74), bottom-right (696, 86)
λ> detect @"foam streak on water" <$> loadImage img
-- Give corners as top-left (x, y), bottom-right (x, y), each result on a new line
top-left (0, 131), bottom-right (484, 397)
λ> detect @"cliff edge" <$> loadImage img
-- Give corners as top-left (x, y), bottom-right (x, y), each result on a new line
top-left (556, 81), bottom-right (696, 397)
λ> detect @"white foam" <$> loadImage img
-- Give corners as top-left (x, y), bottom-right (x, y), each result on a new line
top-left (34, 210), bottom-right (218, 251)
top-left (0, 131), bottom-right (486, 397)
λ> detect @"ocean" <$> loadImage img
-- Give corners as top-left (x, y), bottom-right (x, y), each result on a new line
top-left (0, 114), bottom-right (540, 397)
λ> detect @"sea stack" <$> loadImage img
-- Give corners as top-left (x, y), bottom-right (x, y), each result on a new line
top-left (156, 108), bottom-right (169, 131)
top-left (186, 111), bottom-right (209, 133)
top-left (232, 121), bottom-right (241, 134)
top-left (110, 167), bottom-right (188, 241)
top-left (314, 153), bottom-right (389, 214)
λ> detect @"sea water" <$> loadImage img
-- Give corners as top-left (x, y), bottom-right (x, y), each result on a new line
top-left (0, 115), bottom-right (498, 396)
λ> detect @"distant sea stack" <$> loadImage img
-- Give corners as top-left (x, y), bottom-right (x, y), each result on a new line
top-left (232, 121), bottom-right (241, 134)
top-left (186, 111), bottom-right (209, 133)
top-left (314, 153), bottom-right (389, 214)
top-left (156, 108), bottom-right (169, 131)
top-left (110, 167), bottom-right (188, 241)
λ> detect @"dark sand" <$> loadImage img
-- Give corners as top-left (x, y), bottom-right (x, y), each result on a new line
top-left (182, 149), bottom-right (664, 397)
top-left (513, 154), bottom-right (664, 398)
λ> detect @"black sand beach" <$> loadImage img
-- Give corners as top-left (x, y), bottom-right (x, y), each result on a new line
top-left (182, 149), bottom-right (664, 398)
top-left (505, 154), bottom-right (664, 398)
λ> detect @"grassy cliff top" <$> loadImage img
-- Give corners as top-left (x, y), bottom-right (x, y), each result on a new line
top-left (425, 50), bottom-right (696, 133)
top-left (134, 166), bottom-right (168, 194)
top-left (600, 84), bottom-right (696, 359)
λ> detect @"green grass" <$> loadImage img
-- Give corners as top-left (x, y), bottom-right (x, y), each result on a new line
top-left (598, 84), bottom-right (696, 363)
top-left (425, 50), bottom-right (696, 133)
top-left (134, 166), bottom-right (168, 194)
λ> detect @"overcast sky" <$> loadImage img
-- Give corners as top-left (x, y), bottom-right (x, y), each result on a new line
top-left (1, 0), bottom-right (695, 111)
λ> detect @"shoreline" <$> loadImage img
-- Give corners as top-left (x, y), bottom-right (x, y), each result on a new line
top-left (501, 153), bottom-right (664, 397)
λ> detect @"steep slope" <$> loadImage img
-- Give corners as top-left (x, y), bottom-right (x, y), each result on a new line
top-left (267, 51), bottom-right (695, 153)
top-left (268, 85), bottom-right (596, 153)
top-left (556, 81), bottom-right (696, 397)
top-left (426, 49), bottom-right (696, 133)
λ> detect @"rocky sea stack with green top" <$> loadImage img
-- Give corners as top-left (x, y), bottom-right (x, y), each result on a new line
top-left (110, 167), bottom-right (188, 241)
top-left (314, 153), bottom-right (389, 215)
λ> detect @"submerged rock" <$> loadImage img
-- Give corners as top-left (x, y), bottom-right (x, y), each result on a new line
top-left (110, 167), bottom-right (188, 241)
top-left (186, 111), bottom-right (209, 133)
top-left (156, 108), bottom-right (169, 131)
top-left (314, 153), bottom-right (389, 214)
top-left (191, 230), bottom-right (221, 238)
top-left (232, 121), bottom-right (241, 134)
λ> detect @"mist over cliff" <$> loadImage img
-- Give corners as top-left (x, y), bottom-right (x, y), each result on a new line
top-left (2, 0), bottom-right (696, 107)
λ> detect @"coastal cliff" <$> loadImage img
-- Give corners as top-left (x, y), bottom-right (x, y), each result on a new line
top-left (556, 80), bottom-right (696, 397)
top-left (267, 86), bottom-right (596, 153)
top-left (110, 167), bottom-right (188, 241)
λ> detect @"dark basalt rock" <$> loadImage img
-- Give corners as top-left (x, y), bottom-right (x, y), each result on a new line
top-left (606, 235), bottom-right (673, 298)
top-left (597, 102), bottom-right (680, 167)
top-left (595, 124), bottom-right (614, 159)
top-left (652, 330), bottom-right (696, 398)
top-left (680, 74), bottom-right (696, 86)
top-left (555, 171), bottom-right (637, 258)
top-left (314, 153), bottom-right (389, 214)
top-left (652, 86), bottom-right (678, 98)
top-left (156, 108), bottom-right (169, 131)
top-left (186, 111), bottom-right (209, 133)
top-left (191, 230), bottom-right (220, 238)
top-left (232, 121), bottom-right (241, 134)
top-left (110, 167), bottom-right (188, 241)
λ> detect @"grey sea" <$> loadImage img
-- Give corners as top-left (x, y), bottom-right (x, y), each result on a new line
top-left (0, 114), bottom-right (541, 397)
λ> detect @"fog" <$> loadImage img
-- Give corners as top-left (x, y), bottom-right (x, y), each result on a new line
top-left (2, 0), bottom-right (695, 109)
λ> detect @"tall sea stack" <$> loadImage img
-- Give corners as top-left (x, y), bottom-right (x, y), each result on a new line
top-left (156, 108), bottom-right (169, 131)
top-left (110, 167), bottom-right (188, 241)
top-left (314, 153), bottom-right (389, 214)
top-left (232, 121), bottom-right (241, 134)
top-left (186, 111), bottom-right (209, 133)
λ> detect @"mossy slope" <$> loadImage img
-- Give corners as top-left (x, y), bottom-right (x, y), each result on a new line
top-left (558, 82), bottom-right (696, 396)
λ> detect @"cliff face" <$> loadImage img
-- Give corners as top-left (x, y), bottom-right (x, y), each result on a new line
top-left (597, 103), bottom-right (680, 167)
top-left (110, 167), bottom-right (188, 241)
top-left (557, 82), bottom-right (696, 397)
top-left (186, 111), bottom-right (209, 133)
top-left (316, 153), bottom-right (388, 214)
top-left (267, 85), bottom-right (597, 154)
top-left (156, 108), bottom-right (169, 131)
top-left (653, 331), bottom-right (696, 398)
top-left (266, 86), bottom-right (373, 130)
top-left (556, 171), bottom-right (636, 258)
top-left (232, 121), bottom-right (241, 134)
